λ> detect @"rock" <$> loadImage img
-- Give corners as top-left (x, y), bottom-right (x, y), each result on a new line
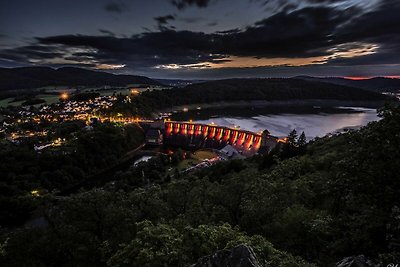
top-left (190, 244), bottom-right (261, 267)
top-left (336, 255), bottom-right (380, 267)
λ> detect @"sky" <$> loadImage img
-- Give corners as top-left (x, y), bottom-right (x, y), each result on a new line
top-left (1, 0), bottom-right (400, 79)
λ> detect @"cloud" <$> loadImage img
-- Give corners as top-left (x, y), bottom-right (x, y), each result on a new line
top-left (105, 2), bottom-right (127, 13)
top-left (154, 15), bottom-right (176, 30)
top-left (171, 0), bottom-right (212, 10)
top-left (99, 29), bottom-right (116, 36)
top-left (1, 0), bottom-right (400, 78)
top-left (154, 15), bottom-right (176, 25)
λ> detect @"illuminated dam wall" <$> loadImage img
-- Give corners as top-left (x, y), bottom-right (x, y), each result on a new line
top-left (164, 121), bottom-right (277, 156)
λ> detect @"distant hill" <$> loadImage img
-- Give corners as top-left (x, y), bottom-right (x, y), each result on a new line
top-left (295, 76), bottom-right (400, 92)
top-left (177, 78), bottom-right (390, 102)
top-left (0, 67), bottom-right (160, 91)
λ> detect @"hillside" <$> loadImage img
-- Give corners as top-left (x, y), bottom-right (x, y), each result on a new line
top-left (0, 67), bottom-right (160, 91)
top-left (1, 104), bottom-right (400, 266)
top-left (296, 76), bottom-right (400, 92)
top-left (180, 78), bottom-right (390, 101)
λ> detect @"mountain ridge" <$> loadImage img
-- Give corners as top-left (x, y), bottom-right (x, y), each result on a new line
top-left (0, 66), bottom-right (161, 91)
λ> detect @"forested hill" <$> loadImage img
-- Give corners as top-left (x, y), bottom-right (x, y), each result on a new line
top-left (0, 67), bottom-right (160, 91)
top-left (180, 78), bottom-right (389, 101)
top-left (111, 78), bottom-right (393, 116)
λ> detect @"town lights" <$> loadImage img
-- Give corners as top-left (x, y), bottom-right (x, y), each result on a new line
top-left (131, 89), bottom-right (139, 95)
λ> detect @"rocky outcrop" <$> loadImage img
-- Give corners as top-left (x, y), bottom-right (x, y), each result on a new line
top-left (190, 244), bottom-right (261, 267)
top-left (336, 255), bottom-right (380, 267)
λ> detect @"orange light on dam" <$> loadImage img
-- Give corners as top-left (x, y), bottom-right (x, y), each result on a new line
top-left (181, 124), bottom-right (188, 135)
top-left (238, 133), bottom-right (246, 146)
top-left (195, 125), bottom-right (202, 135)
top-left (209, 127), bottom-right (216, 138)
top-left (244, 134), bottom-right (254, 148)
top-left (202, 126), bottom-right (208, 137)
top-left (216, 128), bottom-right (223, 140)
top-left (166, 123), bottom-right (172, 135)
top-left (241, 134), bottom-right (248, 147)
top-left (236, 132), bottom-right (242, 145)
top-left (223, 129), bottom-right (231, 141)
top-left (230, 131), bottom-right (238, 144)
top-left (174, 123), bottom-right (180, 134)
top-left (253, 136), bottom-right (261, 149)
top-left (188, 124), bottom-right (195, 135)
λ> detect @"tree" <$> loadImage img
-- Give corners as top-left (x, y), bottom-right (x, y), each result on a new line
top-left (287, 129), bottom-right (298, 146)
top-left (280, 129), bottom-right (299, 158)
top-left (297, 132), bottom-right (306, 148)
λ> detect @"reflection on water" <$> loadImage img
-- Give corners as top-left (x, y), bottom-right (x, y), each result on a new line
top-left (195, 107), bottom-right (379, 138)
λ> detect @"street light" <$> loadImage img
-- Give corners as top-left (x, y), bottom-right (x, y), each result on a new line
top-left (131, 89), bottom-right (139, 95)
top-left (60, 92), bottom-right (69, 100)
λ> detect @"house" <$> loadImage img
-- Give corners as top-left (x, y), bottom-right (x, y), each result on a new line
top-left (145, 128), bottom-right (163, 145)
top-left (218, 144), bottom-right (245, 159)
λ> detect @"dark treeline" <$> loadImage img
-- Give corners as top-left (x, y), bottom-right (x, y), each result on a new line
top-left (110, 78), bottom-right (391, 117)
top-left (0, 122), bottom-right (144, 227)
top-left (1, 104), bottom-right (399, 266)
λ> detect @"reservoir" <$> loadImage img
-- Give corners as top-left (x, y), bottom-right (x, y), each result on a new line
top-left (172, 105), bottom-right (380, 139)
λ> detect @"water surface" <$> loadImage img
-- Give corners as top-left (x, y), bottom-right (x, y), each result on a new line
top-left (193, 107), bottom-right (379, 138)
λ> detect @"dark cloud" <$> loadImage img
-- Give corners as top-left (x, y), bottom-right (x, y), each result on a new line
top-left (335, 0), bottom-right (400, 43)
top-left (154, 15), bottom-right (175, 24)
top-left (0, 5), bottom-right (365, 68)
top-left (171, 0), bottom-right (212, 10)
top-left (105, 2), bottom-right (127, 13)
top-left (21, 6), bottom-right (350, 70)
top-left (229, 6), bottom-right (355, 57)
top-left (154, 15), bottom-right (176, 31)
top-left (99, 29), bottom-right (116, 36)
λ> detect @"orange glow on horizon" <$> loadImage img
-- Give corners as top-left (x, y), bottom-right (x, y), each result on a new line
top-left (345, 76), bottom-right (400, 80)
top-left (344, 76), bottom-right (372, 80)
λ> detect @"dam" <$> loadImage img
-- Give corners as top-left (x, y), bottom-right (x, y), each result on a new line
top-left (160, 121), bottom-right (280, 157)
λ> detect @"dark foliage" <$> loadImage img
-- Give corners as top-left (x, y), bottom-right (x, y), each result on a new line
top-left (0, 123), bottom-right (144, 226)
